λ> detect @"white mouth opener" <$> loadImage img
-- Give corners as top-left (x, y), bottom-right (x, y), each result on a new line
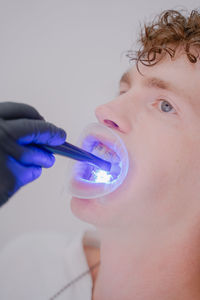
top-left (67, 123), bottom-right (129, 199)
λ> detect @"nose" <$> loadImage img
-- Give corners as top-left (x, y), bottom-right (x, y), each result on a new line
top-left (95, 97), bottom-right (132, 133)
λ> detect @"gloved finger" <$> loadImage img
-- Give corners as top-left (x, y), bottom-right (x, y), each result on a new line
top-left (0, 102), bottom-right (44, 120)
top-left (0, 139), bottom-right (55, 167)
top-left (0, 119), bottom-right (66, 145)
top-left (0, 153), bottom-right (16, 206)
top-left (7, 156), bottom-right (42, 189)
top-left (15, 144), bottom-right (55, 168)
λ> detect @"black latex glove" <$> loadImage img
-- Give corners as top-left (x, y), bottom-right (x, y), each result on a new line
top-left (0, 102), bottom-right (66, 207)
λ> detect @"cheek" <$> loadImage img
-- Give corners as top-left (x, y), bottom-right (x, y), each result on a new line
top-left (109, 133), bottom-right (190, 221)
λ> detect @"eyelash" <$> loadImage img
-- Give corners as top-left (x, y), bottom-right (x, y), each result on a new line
top-left (119, 91), bottom-right (177, 114)
top-left (156, 99), bottom-right (176, 114)
top-left (119, 91), bottom-right (176, 113)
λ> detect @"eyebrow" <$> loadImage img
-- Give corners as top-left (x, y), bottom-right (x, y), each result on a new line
top-left (119, 71), bottom-right (177, 93)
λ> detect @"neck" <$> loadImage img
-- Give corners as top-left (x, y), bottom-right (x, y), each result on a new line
top-left (93, 224), bottom-right (200, 300)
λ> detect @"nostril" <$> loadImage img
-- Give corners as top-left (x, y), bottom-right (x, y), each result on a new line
top-left (104, 119), bottom-right (119, 129)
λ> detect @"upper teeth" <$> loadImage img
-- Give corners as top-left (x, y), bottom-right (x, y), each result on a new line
top-left (92, 142), bottom-right (120, 163)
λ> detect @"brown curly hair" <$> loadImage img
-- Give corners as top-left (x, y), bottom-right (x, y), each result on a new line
top-left (126, 9), bottom-right (200, 71)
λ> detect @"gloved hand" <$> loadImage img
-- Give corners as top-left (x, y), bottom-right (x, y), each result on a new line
top-left (0, 102), bottom-right (66, 207)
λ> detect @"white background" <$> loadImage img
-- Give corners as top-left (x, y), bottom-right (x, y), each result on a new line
top-left (0, 0), bottom-right (199, 248)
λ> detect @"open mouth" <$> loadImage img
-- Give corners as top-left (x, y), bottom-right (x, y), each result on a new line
top-left (78, 139), bottom-right (122, 183)
top-left (67, 122), bottom-right (129, 199)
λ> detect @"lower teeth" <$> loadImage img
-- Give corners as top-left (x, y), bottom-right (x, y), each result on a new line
top-left (80, 161), bottom-right (121, 183)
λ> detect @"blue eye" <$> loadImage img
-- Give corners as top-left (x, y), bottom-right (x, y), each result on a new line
top-left (159, 100), bottom-right (175, 113)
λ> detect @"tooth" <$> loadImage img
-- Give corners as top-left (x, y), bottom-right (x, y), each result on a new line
top-left (96, 142), bottom-right (104, 150)
top-left (92, 142), bottom-right (103, 151)
top-left (92, 146), bottom-right (106, 158)
top-left (92, 148), bottom-right (102, 156)
top-left (82, 164), bottom-right (95, 181)
top-left (92, 141), bottom-right (99, 150)
top-left (110, 163), bottom-right (121, 177)
top-left (91, 141), bottom-right (121, 166)
top-left (111, 153), bottom-right (120, 163)
top-left (103, 151), bottom-right (113, 161)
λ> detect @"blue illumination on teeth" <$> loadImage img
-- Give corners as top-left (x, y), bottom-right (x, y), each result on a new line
top-left (93, 170), bottom-right (113, 183)
top-left (80, 161), bottom-right (120, 183)
top-left (68, 122), bottom-right (129, 199)
top-left (78, 140), bottom-right (121, 183)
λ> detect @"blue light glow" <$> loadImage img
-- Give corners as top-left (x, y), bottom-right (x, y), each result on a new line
top-left (93, 169), bottom-right (113, 183)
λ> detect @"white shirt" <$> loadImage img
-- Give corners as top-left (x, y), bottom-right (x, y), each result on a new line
top-left (0, 230), bottom-right (100, 300)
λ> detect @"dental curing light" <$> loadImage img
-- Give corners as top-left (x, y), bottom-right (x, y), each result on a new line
top-left (67, 123), bottom-right (129, 199)
top-left (42, 141), bottom-right (111, 172)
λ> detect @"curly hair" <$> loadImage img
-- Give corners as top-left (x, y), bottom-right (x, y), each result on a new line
top-left (126, 9), bottom-right (200, 72)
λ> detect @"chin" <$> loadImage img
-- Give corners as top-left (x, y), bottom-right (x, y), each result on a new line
top-left (70, 196), bottom-right (107, 226)
top-left (70, 182), bottom-right (129, 227)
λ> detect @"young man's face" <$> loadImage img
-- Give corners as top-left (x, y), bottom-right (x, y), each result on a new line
top-left (71, 49), bottom-right (200, 232)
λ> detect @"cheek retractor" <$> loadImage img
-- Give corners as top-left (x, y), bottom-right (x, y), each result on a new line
top-left (67, 123), bottom-right (129, 199)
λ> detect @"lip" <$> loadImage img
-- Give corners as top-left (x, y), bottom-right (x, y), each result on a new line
top-left (70, 175), bottom-right (108, 193)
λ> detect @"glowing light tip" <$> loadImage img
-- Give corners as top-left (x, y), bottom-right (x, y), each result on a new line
top-left (93, 170), bottom-right (113, 183)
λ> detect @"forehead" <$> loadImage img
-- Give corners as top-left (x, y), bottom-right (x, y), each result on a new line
top-left (120, 55), bottom-right (200, 111)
